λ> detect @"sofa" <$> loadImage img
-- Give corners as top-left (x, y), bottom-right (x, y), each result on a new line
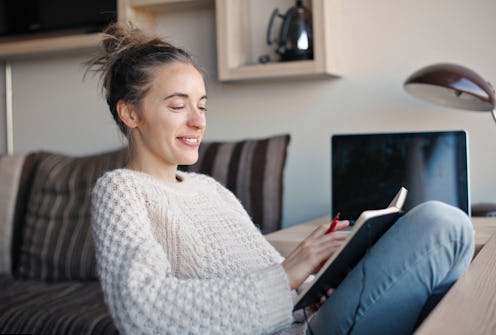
top-left (0, 134), bottom-right (290, 334)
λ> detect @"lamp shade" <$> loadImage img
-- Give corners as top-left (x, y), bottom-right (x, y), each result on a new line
top-left (404, 63), bottom-right (495, 112)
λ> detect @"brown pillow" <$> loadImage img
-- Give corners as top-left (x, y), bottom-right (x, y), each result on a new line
top-left (15, 149), bottom-right (127, 281)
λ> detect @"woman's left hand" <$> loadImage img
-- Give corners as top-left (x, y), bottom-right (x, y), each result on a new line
top-left (306, 288), bottom-right (335, 313)
top-left (319, 288), bottom-right (335, 305)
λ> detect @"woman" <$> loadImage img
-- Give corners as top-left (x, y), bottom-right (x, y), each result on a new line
top-left (88, 22), bottom-right (474, 335)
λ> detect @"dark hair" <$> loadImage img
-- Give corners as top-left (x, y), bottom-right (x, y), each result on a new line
top-left (84, 22), bottom-right (199, 135)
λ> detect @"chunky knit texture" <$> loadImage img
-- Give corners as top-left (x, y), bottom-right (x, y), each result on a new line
top-left (91, 169), bottom-right (296, 335)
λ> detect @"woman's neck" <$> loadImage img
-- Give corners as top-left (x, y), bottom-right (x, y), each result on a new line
top-left (126, 154), bottom-right (179, 184)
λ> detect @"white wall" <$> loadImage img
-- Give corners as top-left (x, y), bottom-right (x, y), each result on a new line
top-left (1, 0), bottom-right (495, 227)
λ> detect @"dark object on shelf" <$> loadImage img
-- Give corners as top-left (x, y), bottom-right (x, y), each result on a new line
top-left (266, 0), bottom-right (313, 61)
top-left (472, 203), bottom-right (496, 217)
top-left (0, 0), bottom-right (117, 37)
top-left (258, 54), bottom-right (271, 64)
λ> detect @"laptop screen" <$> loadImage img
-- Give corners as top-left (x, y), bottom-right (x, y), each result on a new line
top-left (331, 130), bottom-right (470, 221)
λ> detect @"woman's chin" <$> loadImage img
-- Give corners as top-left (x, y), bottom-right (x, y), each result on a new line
top-left (179, 155), bottom-right (199, 166)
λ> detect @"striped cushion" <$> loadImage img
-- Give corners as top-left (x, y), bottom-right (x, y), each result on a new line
top-left (180, 134), bottom-right (290, 233)
top-left (15, 149), bottom-right (127, 281)
top-left (0, 274), bottom-right (117, 334)
top-left (11, 152), bottom-right (42, 275)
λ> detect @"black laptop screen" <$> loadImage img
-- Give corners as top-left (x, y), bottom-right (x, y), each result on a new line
top-left (331, 130), bottom-right (469, 221)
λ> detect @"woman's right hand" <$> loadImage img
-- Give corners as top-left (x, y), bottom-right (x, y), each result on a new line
top-left (281, 221), bottom-right (349, 290)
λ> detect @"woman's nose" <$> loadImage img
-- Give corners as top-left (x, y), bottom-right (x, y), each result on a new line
top-left (188, 108), bottom-right (206, 129)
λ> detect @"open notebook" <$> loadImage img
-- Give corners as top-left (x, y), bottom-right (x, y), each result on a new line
top-left (293, 187), bottom-right (408, 310)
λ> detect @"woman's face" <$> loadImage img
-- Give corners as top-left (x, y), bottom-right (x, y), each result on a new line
top-left (131, 62), bottom-right (207, 170)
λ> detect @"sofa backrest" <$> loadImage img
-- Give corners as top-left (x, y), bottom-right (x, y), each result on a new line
top-left (2, 134), bottom-right (290, 281)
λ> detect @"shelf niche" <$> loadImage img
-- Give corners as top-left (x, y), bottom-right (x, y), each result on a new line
top-left (215, 0), bottom-right (342, 81)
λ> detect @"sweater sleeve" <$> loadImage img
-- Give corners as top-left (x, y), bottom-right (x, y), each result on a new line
top-left (91, 173), bottom-right (293, 335)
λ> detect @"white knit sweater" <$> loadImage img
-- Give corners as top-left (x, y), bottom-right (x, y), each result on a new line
top-left (91, 169), bottom-right (298, 335)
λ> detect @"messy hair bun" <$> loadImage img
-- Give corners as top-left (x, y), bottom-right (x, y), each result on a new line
top-left (85, 22), bottom-right (197, 135)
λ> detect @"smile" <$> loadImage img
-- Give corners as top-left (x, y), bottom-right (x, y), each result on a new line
top-left (178, 137), bottom-right (200, 146)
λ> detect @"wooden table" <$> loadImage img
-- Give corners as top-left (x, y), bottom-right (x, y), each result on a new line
top-left (266, 216), bottom-right (496, 258)
top-left (265, 216), bottom-right (496, 335)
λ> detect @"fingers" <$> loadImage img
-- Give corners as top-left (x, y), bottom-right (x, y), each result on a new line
top-left (319, 288), bottom-right (335, 305)
top-left (309, 220), bottom-right (350, 240)
top-left (282, 221), bottom-right (350, 289)
top-left (312, 220), bottom-right (350, 238)
top-left (334, 220), bottom-right (350, 231)
top-left (308, 223), bottom-right (332, 239)
top-left (311, 230), bottom-right (350, 254)
top-left (312, 232), bottom-right (348, 254)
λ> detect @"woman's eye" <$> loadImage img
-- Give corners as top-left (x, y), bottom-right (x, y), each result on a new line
top-left (199, 106), bottom-right (207, 112)
top-left (170, 106), bottom-right (184, 111)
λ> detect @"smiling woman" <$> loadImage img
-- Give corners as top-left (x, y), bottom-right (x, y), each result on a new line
top-left (85, 22), bottom-right (299, 334)
top-left (86, 22), bottom-right (475, 335)
top-left (85, 23), bottom-right (207, 182)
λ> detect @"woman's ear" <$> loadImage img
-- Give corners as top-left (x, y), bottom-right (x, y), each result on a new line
top-left (116, 100), bottom-right (140, 129)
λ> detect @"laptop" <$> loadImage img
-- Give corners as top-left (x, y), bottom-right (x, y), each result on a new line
top-left (331, 130), bottom-right (470, 223)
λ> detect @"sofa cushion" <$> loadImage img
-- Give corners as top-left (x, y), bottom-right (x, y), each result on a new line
top-left (179, 134), bottom-right (290, 233)
top-left (0, 274), bottom-right (117, 334)
top-left (15, 149), bottom-right (127, 281)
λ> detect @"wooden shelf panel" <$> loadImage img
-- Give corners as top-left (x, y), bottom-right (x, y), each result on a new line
top-left (129, 0), bottom-right (213, 11)
top-left (0, 33), bottom-right (103, 58)
top-left (221, 60), bottom-right (336, 81)
top-left (215, 0), bottom-right (342, 82)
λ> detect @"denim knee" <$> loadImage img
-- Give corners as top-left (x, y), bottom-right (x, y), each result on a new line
top-left (408, 200), bottom-right (474, 250)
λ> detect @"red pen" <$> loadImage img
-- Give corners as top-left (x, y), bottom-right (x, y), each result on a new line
top-left (326, 212), bottom-right (340, 234)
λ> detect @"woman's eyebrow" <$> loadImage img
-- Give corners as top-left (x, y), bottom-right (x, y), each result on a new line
top-left (164, 92), bottom-right (188, 100)
top-left (164, 93), bottom-right (208, 100)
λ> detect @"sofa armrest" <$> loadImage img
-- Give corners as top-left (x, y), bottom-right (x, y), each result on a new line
top-left (0, 154), bottom-right (26, 275)
top-left (414, 231), bottom-right (496, 334)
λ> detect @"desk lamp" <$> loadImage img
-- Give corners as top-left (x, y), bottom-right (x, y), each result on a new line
top-left (404, 63), bottom-right (496, 217)
top-left (403, 63), bottom-right (496, 124)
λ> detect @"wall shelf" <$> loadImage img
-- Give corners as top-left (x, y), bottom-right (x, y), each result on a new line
top-left (0, 0), bottom-right (341, 82)
top-left (215, 0), bottom-right (342, 81)
top-left (0, 0), bottom-right (131, 60)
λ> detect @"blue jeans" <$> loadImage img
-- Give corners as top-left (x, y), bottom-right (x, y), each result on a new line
top-left (307, 201), bottom-right (474, 335)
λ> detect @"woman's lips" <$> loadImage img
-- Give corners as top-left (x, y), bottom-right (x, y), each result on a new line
top-left (177, 136), bottom-right (201, 147)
